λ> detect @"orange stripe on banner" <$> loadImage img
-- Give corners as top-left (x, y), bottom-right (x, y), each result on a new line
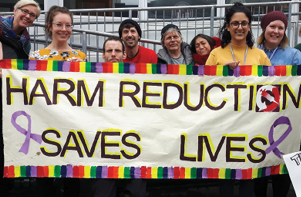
top-left (102, 62), bottom-right (113, 73)
top-left (78, 166), bottom-right (84, 178)
top-left (8, 166), bottom-right (15, 178)
top-left (141, 166), bottom-right (147, 178)
top-left (168, 64), bottom-right (179, 74)
top-left (4, 166), bottom-right (8, 177)
top-left (136, 63), bottom-right (147, 73)
top-left (271, 165), bottom-right (280, 175)
top-left (241, 65), bottom-right (252, 76)
top-left (70, 62), bottom-right (80, 72)
top-left (146, 167), bottom-right (152, 179)
top-left (43, 166), bottom-right (49, 177)
top-left (36, 60), bottom-right (48, 71)
top-left (275, 65), bottom-right (286, 76)
top-left (0, 59), bottom-right (12, 69)
top-left (210, 65), bottom-right (217, 75)
top-left (174, 167), bottom-right (180, 179)
top-left (280, 65), bottom-right (286, 76)
top-left (207, 168), bottom-right (219, 179)
top-left (113, 166), bottom-right (119, 178)
top-left (180, 167), bottom-right (185, 179)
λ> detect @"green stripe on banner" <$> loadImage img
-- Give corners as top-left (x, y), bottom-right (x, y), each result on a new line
top-left (187, 65), bottom-right (193, 75)
top-left (21, 166), bottom-right (26, 177)
top-left (53, 61), bottom-right (58, 71)
top-left (90, 166), bottom-right (96, 178)
top-left (152, 64), bottom-right (157, 74)
top-left (86, 62), bottom-right (91, 73)
top-left (54, 166), bottom-right (61, 177)
top-left (282, 164), bottom-right (288, 174)
top-left (257, 168), bottom-right (262, 178)
top-left (124, 167), bottom-right (130, 179)
top-left (225, 169), bottom-right (231, 179)
top-left (223, 66), bottom-right (229, 76)
top-left (119, 63), bottom-right (124, 74)
top-left (292, 65), bottom-right (297, 76)
top-left (157, 167), bottom-right (163, 179)
top-left (191, 168), bottom-right (197, 179)
top-left (258, 65), bottom-right (263, 77)
top-left (17, 59), bottom-right (23, 70)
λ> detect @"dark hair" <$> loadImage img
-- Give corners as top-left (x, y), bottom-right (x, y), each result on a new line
top-left (103, 37), bottom-right (125, 53)
top-left (118, 19), bottom-right (142, 40)
top-left (219, 2), bottom-right (254, 48)
top-left (190, 34), bottom-right (216, 53)
top-left (45, 6), bottom-right (73, 39)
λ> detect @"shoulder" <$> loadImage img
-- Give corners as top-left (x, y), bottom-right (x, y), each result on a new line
top-left (139, 45), bottom-right (156, 54)
top-left (29, 49), bottom-right (51, 60)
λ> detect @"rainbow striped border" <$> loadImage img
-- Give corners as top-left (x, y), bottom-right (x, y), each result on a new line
top-left (4, 164), bottom-right (288, 179)
top-left (1, 59), bottom-right (301, 77)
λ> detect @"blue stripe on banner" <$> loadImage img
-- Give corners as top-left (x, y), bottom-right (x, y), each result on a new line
top-left (297, 65), bottom-right (301, 75)
top-left (228, 67), bottom-right (234, 76)
top-left (193, 65), bottom-right (199, 75)
top-left (96, 166), bottom-right (102, 178)
top-left (130, 167), bottom-right (135, 179)
top-left (231, 169), bottom-right (236, 179)
top-left (26, 166), bottom-right (31, 177)
top-left (163, 167), bottom-right (168, 179)
top-left (61, 165), bottom-right (67, 178)
top-left (23, 59), bottom-right (29, 70)
top-left (197, 168), bottom-right (203, 179)
top-left (262, 167), bottom-right (267, 177)
top-left (124, 63), bottom-right (130, 73)
top-left (262, 66), bottom-right (269, 76)
top-left (157, 64), bottom-right (162, 74)
top-left (90, 62), bottom-right (97, 73)
top-left (58, 61), bottom-right (64, 71)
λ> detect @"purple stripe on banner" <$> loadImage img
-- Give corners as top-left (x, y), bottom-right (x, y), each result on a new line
top-left (28, 60), bottom-right (37, 70)
top-left (198, 66), bottom-right (204, 76)
top-left (202, 168), bottom-right (207, 179)
top-left (67, 165), bottom-right (73, 178)
top-left (168, 167), bottom-right (174, 179)
top-left (102, 166), bottom-right (108, 178)
top-left (95, 62), bottom-right (103, 73)
top-left (135, 167), bottom-right (141, 178)
top-left (236, 169), bottom-right (242, 180)
top-left (31, 166), bottom-right (37, 177)
top-left (265, 167), bottom-right (271, 176)
top-left (268, 66), bottom-right (275, 76)
top-left (62, 61), bottom-right (71, 72)
top-left (161, 64), bottom-right (167, 74)
top-left (130, 63), bottom-right (136, 74)
top-left (234, 66), bottom-right (240, 77)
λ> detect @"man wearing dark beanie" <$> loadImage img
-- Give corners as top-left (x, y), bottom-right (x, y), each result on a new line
top-left (118, 19), bottom-right (157, 63)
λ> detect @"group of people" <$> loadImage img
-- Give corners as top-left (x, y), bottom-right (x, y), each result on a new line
top-left (1, 0), bottom-right (301, 197)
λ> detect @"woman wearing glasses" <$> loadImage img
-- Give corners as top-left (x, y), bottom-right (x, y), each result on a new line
top-left (29, 6), bottom-right (86, 62)
top-left (0, 0), bottom-right (40, 59)
top-left (205, 2), bottom-right (271, 69)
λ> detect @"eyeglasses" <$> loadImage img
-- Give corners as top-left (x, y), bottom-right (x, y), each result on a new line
top-left (230, 21), bottom-right (250, 29)
top-left (52, 23), bottom-right (74, 30)
top-left (165, 35), bottom-right (180, 41)
top-left (19, 8), bottom-right (37, 19)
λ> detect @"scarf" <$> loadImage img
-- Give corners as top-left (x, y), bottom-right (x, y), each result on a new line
top-left (0, 16), bottom-right (30, 45)
top-left (193, 53), bottom-right (208, 65)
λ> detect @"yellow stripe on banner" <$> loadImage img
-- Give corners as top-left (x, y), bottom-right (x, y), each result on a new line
top-left (80, 62), bottom-right (86, 73)
top-left (219, 169), bottom-right (226, 179)
top-left (11, 59), bottom-right (18, 70)
top-left (286, 65), bottom-right (292, 76)
top-left (279, 164), bottom-right (284, 174)
top-left (179, 64), bottom-right (186, 75)
top-left (252, 65), bottom-right (258, 76)
top-left (252, 168), bottom-right (258, 179)
top-left (118, 166), bottom-right (124, 178)
top-left (147, 63), bottom-right (152, 74)
top-left (15, 166), bottom-right (21, 177)
top-left (47, 60), bottom-right (53, 71)
top-left (113, 62), bottom-right (119, 73)
top-left (152, 167), bottom-right (158, 179)
top-left (216, 65), bottom-right (224, 76)
top-left (49, 166), bottom-right (55, 177)
top-left (185, 168), bottom-right (191, 179)
top-left (84, 166), bottom-right (90, 178)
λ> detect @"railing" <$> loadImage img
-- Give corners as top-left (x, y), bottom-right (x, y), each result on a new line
top-left (1, 2), bottom-right (301, 62)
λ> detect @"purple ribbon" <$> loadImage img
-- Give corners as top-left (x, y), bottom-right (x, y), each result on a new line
top-left (11, 111), bottom-right (42, 155)
top-left (265, 116), bottom-right (292, 158)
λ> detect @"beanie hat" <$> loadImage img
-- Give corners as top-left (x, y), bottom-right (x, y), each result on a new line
top-left (118, 19), bottom-right (142, 38)
top-left (161, 24), bottom-right (181, 40)
top-left (261, 11), bottom-right (288, 31)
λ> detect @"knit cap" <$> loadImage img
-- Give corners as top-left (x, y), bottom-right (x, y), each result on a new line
top-left (118, 19), bottom-right (142, 38)
top-left (261, 11), bottom-right (288, 30)
top-left (161, 24), bottom-right (181, 40)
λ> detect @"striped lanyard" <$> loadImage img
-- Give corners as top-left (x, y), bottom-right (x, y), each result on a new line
top-left (230, 43), bottom-right (248, 65)
top-left (268, 47), bottom-right (278, 60)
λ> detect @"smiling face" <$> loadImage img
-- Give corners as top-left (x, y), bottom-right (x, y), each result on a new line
top-left (49, 13), bottom-right (72, 43)
top-left (163, 30), bottom-right (182, 53)
top-left (195, 37), bottom-right (211, 56)
top-left (226, 12), bottom-right (251, 46)
top-left (13, 4), bottom-right (38, 33)
top-left (102, 40), bottom-right (126, 62)
top-left (121, 27), bottom-right (140, 48)
top-left (264, 20), bottom-right (285, 49)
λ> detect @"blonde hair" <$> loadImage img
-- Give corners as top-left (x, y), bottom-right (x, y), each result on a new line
top-left (257, 31), bottom-right (288, 50)
top-left (14, 0), bottom-right (41, 18)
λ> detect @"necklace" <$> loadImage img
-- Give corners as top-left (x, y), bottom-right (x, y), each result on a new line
top-left (229, 43), bottom-right (248, 65)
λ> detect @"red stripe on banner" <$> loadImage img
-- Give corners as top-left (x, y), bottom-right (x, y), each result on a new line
top-left (271, 165), bottom-right (280, 175)
top-left (73, 166), bottom-right (79, 178)
top-left (207, 168), bottom-right (219, 179)
top-left (108, 166), bottom-right (114, 178)
top-left (280, 65), bottom-right (286, 76)
top-left (37, 166), bottom-right (44, 177)
top-left (210, 65), bottom-right (217, 75)
top-left (180, 167), bottom-right (185, 179)
top-left (146, 167), bottom-right (152, 179)
top-left (174, 167), bottom-right (180, 179)
top-left (244, 168), bottom-right (253, 179)
top-left (204, 65), bottom-right (216, 75)
top-left (136, 63), bottom-right (147, 73)
top-left (8, 166), bottom-right (14, 178)
top-left (141, 166), bottom-right (147, 179)
top-left (78, 166), bottom-right (84, 178)
top-left (274, 65), bottom-right (286, 76)
top-left (4, 166), bottom-right (8, 177)
top-left (102, 62), bottom-right (113, 73)
top-left (168, 64), bottom-right (179, 74)
top-left (0, 59), bottom-right (12, 69)
top-left (43, 166), bottom-right (49, 177)
top-left (241, 65), bottom-right (252, 76)
top-left (70, 62), bottom-right (80, 72)
top-left (36, 60), bottom-right (47, 71)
